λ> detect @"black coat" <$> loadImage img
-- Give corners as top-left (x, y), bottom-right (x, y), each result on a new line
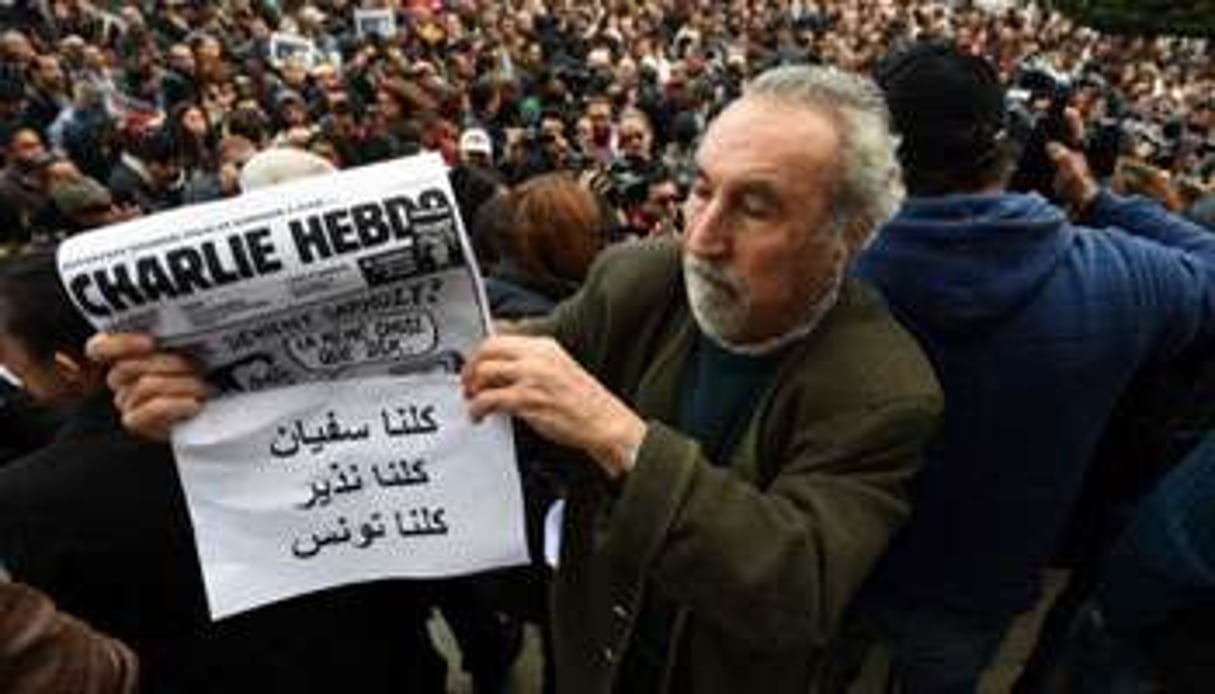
top-left (0, 393), bottom-right (446, 693)
top-left (107, 159), bottom-right (183, 213)
top-left (0, 379), bottom-right (58, 467)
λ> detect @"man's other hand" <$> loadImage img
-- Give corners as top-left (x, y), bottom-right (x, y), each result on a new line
top-left (462, 335), bottom-right (646, 479)
top-left (1047, 141), bottom-right (1100, 214)
top-left (86, 333), bottom-right (209, 441)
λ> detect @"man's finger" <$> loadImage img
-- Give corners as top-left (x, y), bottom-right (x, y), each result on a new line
top-left (115, 373), bottom-right (210, 416)
top-left (462, 335), bottom-right (547, 384)
top-left (462, 359), bottom-right (525, 397)
top-left (467, 387), bottom-right (520, 422)
top-left (461, 347), bottom-right (509, 391)
top-left (477, 333), bottom-right (549, 356)
top-left (467, 378), bottom-right (553, 420)
top-left (122, 397), bottom-right (205, 442)
top-left (86, 333), bottom-right (157, 364)
top-left (106, 353), bottom-right (199, 392)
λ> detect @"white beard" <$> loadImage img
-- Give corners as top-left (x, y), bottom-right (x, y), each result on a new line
top-left (683, 254), bottom-right (842, 355)
top-left (683, 254), bottom-right (749, 342)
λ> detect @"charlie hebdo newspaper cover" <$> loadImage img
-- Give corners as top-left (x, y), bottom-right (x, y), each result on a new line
top-left (56, 154), bottom-right (528, 618)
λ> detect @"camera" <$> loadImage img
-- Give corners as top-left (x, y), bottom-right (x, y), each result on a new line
top-left (1007, 63), bottom-right (1076, 201)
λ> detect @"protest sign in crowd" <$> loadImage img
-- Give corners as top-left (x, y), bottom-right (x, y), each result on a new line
top-left (1, 0), bottom-right (1214, 692)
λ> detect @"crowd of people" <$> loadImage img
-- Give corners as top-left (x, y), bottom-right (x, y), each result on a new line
top-left (1, 0), bottom-right (1214, 692)
top-left (0, 0), bottom-right (1211, 253)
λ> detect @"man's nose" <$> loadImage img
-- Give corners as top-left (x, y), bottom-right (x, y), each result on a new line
top-left (682, 200), bottom-right (729, 259)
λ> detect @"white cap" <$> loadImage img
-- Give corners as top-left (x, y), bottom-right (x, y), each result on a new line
top-left (458, 128), bottom-right (493, 160)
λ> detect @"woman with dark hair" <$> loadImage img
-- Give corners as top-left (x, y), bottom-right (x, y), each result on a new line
top-left (171, 102), bottom-right (234, 203)
top-left (168, 101), bottom-right (219, 176)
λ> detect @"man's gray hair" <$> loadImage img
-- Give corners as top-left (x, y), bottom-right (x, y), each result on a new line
top-left (239, 146), bottom-right (336, 192)
top-left (747, 65), bottom-right (904, 248)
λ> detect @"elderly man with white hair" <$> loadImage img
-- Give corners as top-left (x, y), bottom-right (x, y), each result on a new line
top-left (237, 145), bottom-right (335, 191)
top-left (91, 65), bottom-right (941, 693)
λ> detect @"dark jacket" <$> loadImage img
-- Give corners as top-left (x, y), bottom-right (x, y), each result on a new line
top-left (107, 155), bottom-right (183, 213)
top-left (0, 378), bottom-right (59, 466)
top-left (0, 164), bottom-right (45, 241)
top-left (855, 191), bottom-right (1215, 617)
top-left (24, 87), bottom-right (65, 134)
top-left (528, 239), bottom-right (942, 693)
top-left (0, 393), bottom-right (445, 693)
top-left (486, 260), bottom-right (563, 320)
top-left (1098, 430), bottom-right (1215, 633)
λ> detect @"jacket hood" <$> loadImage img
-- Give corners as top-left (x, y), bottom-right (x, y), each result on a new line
top-left (856, 193), bottom-right (1072, 330)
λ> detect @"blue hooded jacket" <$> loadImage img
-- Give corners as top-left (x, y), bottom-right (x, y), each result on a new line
top-left (1098, 429), bottom-right (1215, 633)
top-left (855, 191), bottom-right (1215, 616)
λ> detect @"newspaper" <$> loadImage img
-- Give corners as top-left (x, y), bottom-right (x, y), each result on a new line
top-left (269, 32), bottom-right (322, 69)
top-left (57, 154), bottom-right (528, 618)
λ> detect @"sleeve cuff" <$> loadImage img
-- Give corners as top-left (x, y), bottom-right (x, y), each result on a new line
top-left (1076, 188), bottom-right (1117, 227)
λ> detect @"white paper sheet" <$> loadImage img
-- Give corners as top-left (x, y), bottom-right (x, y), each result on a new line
top-left (57, 154), bottom-right (528, 618)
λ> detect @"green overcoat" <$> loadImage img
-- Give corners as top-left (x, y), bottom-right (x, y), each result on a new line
top-left (529, 238), bottom-right (942, 693)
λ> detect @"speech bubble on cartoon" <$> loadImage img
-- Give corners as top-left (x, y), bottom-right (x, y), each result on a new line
top-left (283, 309), bottom-right (439, 375)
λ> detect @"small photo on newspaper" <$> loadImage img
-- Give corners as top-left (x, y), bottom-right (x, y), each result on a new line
top-left (57, 153), bottom-right (529, 619)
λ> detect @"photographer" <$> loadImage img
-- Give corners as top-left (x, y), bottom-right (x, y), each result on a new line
top-left (852, 41), bottom-right (1215, 692)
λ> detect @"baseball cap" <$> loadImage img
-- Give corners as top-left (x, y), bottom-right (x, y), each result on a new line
top-left (877, 41), bottom-right (1007, 180)
top-left (459, 128), bottom-right (493, 159)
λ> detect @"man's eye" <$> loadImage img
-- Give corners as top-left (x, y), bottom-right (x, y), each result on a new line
top-left (739, 193), bottom-right (772, 217)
